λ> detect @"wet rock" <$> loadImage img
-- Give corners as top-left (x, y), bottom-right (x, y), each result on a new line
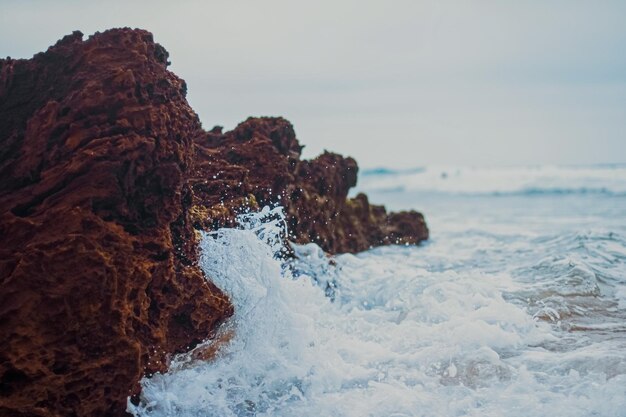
top-left (0, 28), bottom-right (428, 417)
top-left (192, 117), bottom-right (429, 253)
top-left (0, 28), bottom-right (232, 417)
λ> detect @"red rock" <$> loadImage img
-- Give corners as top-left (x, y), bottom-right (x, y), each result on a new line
top-left (0, 28), bottom-right (428, 417)
top-left (192, 117), bottom-right (429, 253)
top-left (0, 29), bottom-right (232, 417)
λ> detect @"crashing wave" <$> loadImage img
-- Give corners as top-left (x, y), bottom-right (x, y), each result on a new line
top-left (129, 205), bottom-right (626, 417)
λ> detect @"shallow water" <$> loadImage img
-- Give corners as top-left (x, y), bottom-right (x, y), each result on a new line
top-left (129, 166), bottom-right (626, 417)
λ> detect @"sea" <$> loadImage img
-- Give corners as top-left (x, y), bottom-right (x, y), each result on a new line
top-left (129, 164), bottom-right (626, 417)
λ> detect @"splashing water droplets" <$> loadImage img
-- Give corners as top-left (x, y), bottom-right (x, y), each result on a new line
top-left (129, 201), bottom-right (626, 417)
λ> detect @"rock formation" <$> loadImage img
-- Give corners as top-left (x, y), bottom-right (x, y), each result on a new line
top-left (0, 28), bottom-right (428, 417)
top-left (190, 117), bottom-right (429, 254)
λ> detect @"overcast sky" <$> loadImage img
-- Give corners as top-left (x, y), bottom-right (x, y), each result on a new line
top-left (2, 0), bottom-right (625, 168)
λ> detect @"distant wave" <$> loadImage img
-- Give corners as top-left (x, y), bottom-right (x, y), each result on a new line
top-left (357, 164), bottom-right (626, 196)
top-left (364, 186), bottom-right (625, 197)
top-left (494, 187), bottom-right (623, 197)
top-left (361, 167), bottom-right (426, 176)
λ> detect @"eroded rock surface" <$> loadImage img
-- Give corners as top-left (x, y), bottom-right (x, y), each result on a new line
top-left (0, 28), bottom-right (427, 417)
top-left (191, 117), bottom-right (429, 253)
top-left (0, 29), bottom-right (233, 417)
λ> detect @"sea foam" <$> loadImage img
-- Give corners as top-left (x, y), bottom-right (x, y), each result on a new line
top-left (129, 202), bottom-right (626, 416)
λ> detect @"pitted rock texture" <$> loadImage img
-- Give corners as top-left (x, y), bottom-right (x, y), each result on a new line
top-left (191, 117), bottom-right (429, 253)
top-left (0, 28), bottom-right (428, 417)
top-left (0, 29), bottom-right (233, 417)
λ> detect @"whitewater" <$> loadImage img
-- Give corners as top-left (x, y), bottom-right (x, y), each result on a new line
top-left (129, 165), bottom-right (626, 417)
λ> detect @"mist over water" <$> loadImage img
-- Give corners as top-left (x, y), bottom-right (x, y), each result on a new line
top-left (130, 165), bottom-right (626, 417)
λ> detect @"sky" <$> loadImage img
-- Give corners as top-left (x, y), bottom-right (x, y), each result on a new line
top-left (1, 0), bottom-right (625, 168)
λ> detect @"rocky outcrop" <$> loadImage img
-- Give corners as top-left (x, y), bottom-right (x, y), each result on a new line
top-left (0, 29), bottom-right (428, 417)
top-left (0, 29), bottom-right (233, 417)
top-left (191, 117), bottom-right (429, 253)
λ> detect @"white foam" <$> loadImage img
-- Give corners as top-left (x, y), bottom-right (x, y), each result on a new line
top-left (128, 206), bottom-right (626, 417)
top-left (358, 165), bottom-right (626, 195)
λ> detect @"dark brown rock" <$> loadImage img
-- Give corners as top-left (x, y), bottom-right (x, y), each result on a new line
top-left (0, 28), bottom-right (428, 417)
top-left (0, 29), bottom-right (232, 417)
top-left (191, 117), bottom-right (429, 253)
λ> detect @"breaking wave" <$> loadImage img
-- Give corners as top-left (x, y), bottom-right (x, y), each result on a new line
top-left (358, 164), bottom-right (626, 196)
top-left (129, 201), bottom-right (626, 417)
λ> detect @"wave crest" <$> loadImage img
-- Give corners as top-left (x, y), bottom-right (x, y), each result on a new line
top-left (358, 165), bottom-right (626, 196)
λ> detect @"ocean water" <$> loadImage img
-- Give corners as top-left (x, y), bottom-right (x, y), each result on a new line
top-left (129, 165), bottom-right (626, 417)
